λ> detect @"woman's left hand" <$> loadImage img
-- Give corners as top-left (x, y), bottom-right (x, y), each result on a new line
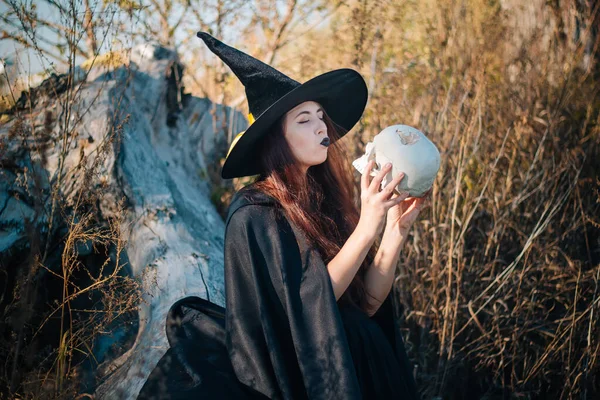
top-left (386, 187), bottom-right (432, 234)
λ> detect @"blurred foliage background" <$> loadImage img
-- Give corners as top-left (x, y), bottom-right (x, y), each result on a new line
top-left (1, 0), bottom-right (599, 398)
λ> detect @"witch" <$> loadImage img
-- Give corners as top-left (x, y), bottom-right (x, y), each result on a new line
top-left (137, 32), bottom-right (428, 400)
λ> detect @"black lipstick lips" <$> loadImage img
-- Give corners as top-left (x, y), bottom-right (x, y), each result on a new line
top-left (320, 137), bottom-right (330, 147)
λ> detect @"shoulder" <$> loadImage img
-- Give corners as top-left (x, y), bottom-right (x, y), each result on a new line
top-left (224, 194), bottom-right (299, 263)
top-left (225, 185), bottom-right (285, 230)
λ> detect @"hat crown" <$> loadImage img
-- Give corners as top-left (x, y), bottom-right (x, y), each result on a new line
top-left (197, 32), bottom-right (300, 118)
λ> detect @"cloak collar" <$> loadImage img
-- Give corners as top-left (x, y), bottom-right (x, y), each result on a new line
top-left (225, 183), bottom-right (278, 227)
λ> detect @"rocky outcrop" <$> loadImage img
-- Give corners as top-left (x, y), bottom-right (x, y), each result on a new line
top-left (0, 44), bottom-right (246, 398)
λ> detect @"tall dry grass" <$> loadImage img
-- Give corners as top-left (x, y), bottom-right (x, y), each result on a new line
top-left (0, 2), bottom-right (142, 398)
top-left (340, 1), bottom-right (600, 398)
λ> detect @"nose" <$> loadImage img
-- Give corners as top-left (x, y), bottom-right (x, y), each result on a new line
top-left (316, 119), bottom-right (327, 136)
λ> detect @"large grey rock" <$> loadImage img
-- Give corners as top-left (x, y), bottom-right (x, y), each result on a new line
top-left (0, 43), bottom-right (246, 398)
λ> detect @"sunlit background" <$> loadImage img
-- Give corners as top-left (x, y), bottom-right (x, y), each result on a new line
top-left (1, 1), bottom-right (599, 398)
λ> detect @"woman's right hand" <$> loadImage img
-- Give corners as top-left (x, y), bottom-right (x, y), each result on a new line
top-left (357, 160), bottom-right (410, 240)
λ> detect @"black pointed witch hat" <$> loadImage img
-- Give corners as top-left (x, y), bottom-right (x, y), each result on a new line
top-left (196, 31), bottom-right (368, 180)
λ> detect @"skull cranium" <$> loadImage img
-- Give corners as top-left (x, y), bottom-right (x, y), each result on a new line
top-left (352, 125), bottom-right (441, 197)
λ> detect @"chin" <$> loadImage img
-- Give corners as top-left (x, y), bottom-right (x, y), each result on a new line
top-left (305, 152), bottom-right (327, 168)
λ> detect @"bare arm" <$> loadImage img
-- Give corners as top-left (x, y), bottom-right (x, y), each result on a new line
top-left (327, 160), bottom-right (407, 303)
top-left (362, 225), bottom-right (408, 316)
top-left (326, 223), bottom-right (375, 301)
top-left (362, 191), bottom-right (430, 316)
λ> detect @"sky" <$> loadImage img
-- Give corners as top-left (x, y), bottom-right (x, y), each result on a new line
top-left (0, 0), bottom-right (239, 79)
top-left (0, 0), bottom-right (334, 97)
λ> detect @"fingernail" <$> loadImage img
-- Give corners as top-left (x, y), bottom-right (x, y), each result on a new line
top-left (386, 162), bottom-right (391, 168)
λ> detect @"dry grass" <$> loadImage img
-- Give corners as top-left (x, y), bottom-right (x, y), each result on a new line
top-left (0, 2), bottom-right (142, 398)
top-left (0, 97), bottom-right (142, 399)
top-left (354, 1), bottom-right (600, 398)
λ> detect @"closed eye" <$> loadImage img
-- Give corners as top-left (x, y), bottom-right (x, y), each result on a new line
top-left (298, 117), bottom-right (324, 124)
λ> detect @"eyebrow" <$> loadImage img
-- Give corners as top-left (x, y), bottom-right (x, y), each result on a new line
top-left (295, 107), bottom-right (323, 118)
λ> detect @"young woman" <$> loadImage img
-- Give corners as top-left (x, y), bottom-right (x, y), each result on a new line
top-left (138, 32), bottom-right (428, 400)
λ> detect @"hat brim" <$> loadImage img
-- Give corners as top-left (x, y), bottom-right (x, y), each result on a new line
top-left (221, 68), bottom-right (368, 179)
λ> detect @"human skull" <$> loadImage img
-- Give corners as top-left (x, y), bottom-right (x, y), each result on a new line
top-left (352, 125), bottom-right (441, 197)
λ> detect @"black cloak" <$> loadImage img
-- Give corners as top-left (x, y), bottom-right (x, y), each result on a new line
top-left (137, 184), bottom-right (419, 399)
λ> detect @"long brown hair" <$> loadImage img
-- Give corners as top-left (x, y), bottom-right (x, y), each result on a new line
top-left (250, 105), bottom-right (381, 310)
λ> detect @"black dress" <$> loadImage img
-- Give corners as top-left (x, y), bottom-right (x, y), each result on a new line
top-left (138, 184), bottom-right (419, 399)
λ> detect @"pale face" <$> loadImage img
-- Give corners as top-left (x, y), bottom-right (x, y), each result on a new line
top-left (282, 101), bottom-right (329, 173)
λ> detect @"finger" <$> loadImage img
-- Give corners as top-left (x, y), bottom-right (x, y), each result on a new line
top-left (383, 190), bottom-right (410, 207)
top-left (369, 162), bottom-right (392, 193)
top-left (361, 160), bottom-right (374, 192)
top-left (379, 172), bottom-right (406, 200)
top-left (404, 198), bottom-right (422, 215)
top-left (403, 196), bottom-right (420, 211)
top-left (411, 197), bottom-right (430, 214)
